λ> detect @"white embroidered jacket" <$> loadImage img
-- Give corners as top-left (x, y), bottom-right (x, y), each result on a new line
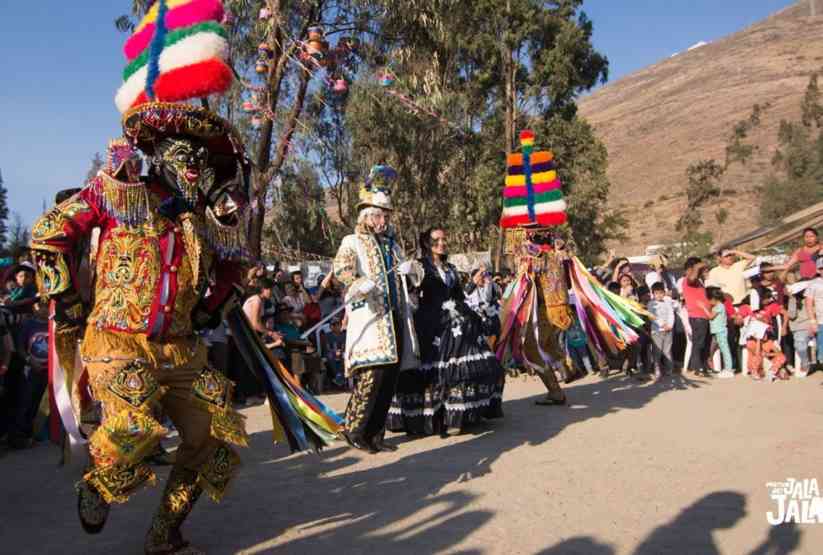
top-left (333, 229), bottom-right (422, 374)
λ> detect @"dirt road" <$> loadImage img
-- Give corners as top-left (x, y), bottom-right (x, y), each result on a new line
top-left (3, 372), bottom-right (822, 554)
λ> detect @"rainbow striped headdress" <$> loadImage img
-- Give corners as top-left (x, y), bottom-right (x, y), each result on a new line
top-left (500, 130), bottom-right (567, 228)
top-left (115, 0), bottom-right (232, 113)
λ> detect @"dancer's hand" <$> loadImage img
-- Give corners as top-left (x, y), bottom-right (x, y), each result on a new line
top-left (356, 278), bottom-right (377, 297)
top-left (397, 261), bottom-right (415, 276)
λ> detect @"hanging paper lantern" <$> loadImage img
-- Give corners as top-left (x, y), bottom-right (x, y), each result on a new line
top-left (378, 70), bottom-right (395, 87)
top-left (307, 26), bottom-right (324, 42)
top-left (242, 100), bottom-right (256, 112)
top-left (259, 7), bottom-right (271, 19)
top-left (258, 42), bottom-right (273, 59)
top-left (331, 78), bottom-right (349, 98)
top-left (255, 60), bottom-right (269, 74)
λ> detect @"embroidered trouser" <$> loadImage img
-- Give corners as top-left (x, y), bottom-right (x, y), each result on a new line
top-left (345, 363), bottom-right (401, 442)
top-left (80, 332), bottom-right (247, 550)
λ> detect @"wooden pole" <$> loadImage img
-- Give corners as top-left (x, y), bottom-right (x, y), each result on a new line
top-left (812, 0), bottom-right (817, 17)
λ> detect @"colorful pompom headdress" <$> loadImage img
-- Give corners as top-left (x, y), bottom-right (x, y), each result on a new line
top-left (114, 0), bottom-right (248, 187)
top-left (115, 0), bottom-right (232, 113)
top-left (500, 130), bottom-right (567, 229)
top-left (357, 164), bottom-right (397, 211)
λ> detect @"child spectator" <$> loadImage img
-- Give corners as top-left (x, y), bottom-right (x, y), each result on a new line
top-left (322, 318), bottom-right (347, 388)
top-left (745, 290), bottom-right (789, 381)
top-left (647, 282), bottom-right (675, 378)
top-left (707, 287), bottom-right (734, 378)
top-left (564, 315), bottom-right (593, 375)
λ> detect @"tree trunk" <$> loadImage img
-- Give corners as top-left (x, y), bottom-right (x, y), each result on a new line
top-left (248, 0), bottom-right (322, 259)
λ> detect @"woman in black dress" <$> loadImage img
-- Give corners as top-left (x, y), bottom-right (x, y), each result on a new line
top-left (387, 227), bottom-right (504, 436)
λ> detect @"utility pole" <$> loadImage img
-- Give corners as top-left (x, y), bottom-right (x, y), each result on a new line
top-left (495, 0), bottom-right (515, 272)
top-left (812, 0), bottom-right (817, 17)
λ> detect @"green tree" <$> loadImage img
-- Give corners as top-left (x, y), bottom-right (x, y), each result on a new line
top-left (340, 0), bottom-right (614, 262)
top-left (759, 72), bottom-right (823, 224)
top-left (87, 152), bottom-right (104, 182)
top-left (7, 212), bottom-right (30, 258)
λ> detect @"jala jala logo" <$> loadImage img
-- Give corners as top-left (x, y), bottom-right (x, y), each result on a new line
top-left (766, 478), bottom-right (823, 525)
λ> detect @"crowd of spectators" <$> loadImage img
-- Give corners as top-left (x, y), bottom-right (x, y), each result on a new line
top-left (0, 253), bottom-right (48, 449)
top-left (580, 227), bottom-right (823, 382)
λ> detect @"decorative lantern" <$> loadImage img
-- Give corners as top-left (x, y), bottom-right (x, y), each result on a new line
top-left (255, 61), bottom-right (269, 74)
top-left (242, 101), bottom-right (256, 112)
top-left (378, 70), bottom-right (395, 87)
top-left (332, 78), bottom-right (349, 96)
top-left (307, 26), bottom-right (324, 42)
top-left (258, 42), bottom-right (273, 59)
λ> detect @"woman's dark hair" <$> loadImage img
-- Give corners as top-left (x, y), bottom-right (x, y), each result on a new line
top-left (419, 226), bottom-right (448, 261)
top-left (258, 277), bottom-right (274, 290)
top-left (618, 273), bottom-right (638, 289)
top-left (803, 227), bottom-right (819, 237)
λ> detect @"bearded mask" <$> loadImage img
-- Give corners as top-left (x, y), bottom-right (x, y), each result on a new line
top-left (153, 137), bottom-right (215, 209)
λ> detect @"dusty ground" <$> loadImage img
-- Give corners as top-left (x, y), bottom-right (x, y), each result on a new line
top-left (2, 371), bottom-right (822, 554)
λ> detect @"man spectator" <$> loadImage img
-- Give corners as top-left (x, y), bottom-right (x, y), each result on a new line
top-left (707, 249), bottom-right (756, 306)
top-left (804, 258), bottom-right (823, 368)
top-left (683, 257), bottom-right (713, 374)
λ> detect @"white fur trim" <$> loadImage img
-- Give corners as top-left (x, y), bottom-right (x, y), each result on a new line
top-left (501, 199), bottom-right (567, 217)
top-left (115, 32), bottom-right (229, 113)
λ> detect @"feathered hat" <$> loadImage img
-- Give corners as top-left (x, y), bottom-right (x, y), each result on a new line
top-left (500, 130), bottom-right (567, 229)
top-left (105, 137), bottom-right (142, 178)
top-left (114, 0), bottom-right (246, 185)
top-left (357, 165), bottom-right (397, 211)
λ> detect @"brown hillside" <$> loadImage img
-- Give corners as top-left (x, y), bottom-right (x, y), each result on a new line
top-left (578, 1), bottom-right (823, 255)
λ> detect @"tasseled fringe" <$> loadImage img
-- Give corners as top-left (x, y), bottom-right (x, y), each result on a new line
top-left (204, 205), bottom-right (250, 261)
top-left (80, 328), bottom-right (206, 370)
top-left (90, 172), bottom-right (152, 227)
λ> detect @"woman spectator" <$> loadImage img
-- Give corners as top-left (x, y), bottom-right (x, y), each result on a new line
top-left (282, 283), bottom-right (307, 328)
top-left (780, 228), bottom-right (823, 281)
top-left (682, 257), bottom-right (713, 375)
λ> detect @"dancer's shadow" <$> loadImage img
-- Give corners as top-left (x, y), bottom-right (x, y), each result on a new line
top-left (633, 491), bottom-right (748, 555)
top-left (212, 372), bottom-right (708, 553)
top-left (537, 492), bottom-right (801, 555)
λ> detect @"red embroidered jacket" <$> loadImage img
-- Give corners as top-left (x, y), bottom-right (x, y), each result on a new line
top-left (30, 173), bottom-right (243, 340)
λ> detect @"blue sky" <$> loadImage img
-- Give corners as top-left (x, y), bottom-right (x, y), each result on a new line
top-left (0, 0), bottom-right (797, 228)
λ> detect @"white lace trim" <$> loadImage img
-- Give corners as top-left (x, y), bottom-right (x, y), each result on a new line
top-left (420, 352), bottom-right (497, 371)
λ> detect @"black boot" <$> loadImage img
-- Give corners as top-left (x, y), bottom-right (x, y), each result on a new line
top-left (145, 467), bottom-right (203, 555)
top-left (77, 480), bottom-right (111, 535)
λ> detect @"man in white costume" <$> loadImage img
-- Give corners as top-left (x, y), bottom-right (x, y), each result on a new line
top-left (333, 165), bottom-right (422, 453)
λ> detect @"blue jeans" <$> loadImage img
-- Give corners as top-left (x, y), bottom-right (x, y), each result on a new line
top-left (794, 329), bottom-right (810, 370)
top-left (816, 324), bottom-right (823, 364)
